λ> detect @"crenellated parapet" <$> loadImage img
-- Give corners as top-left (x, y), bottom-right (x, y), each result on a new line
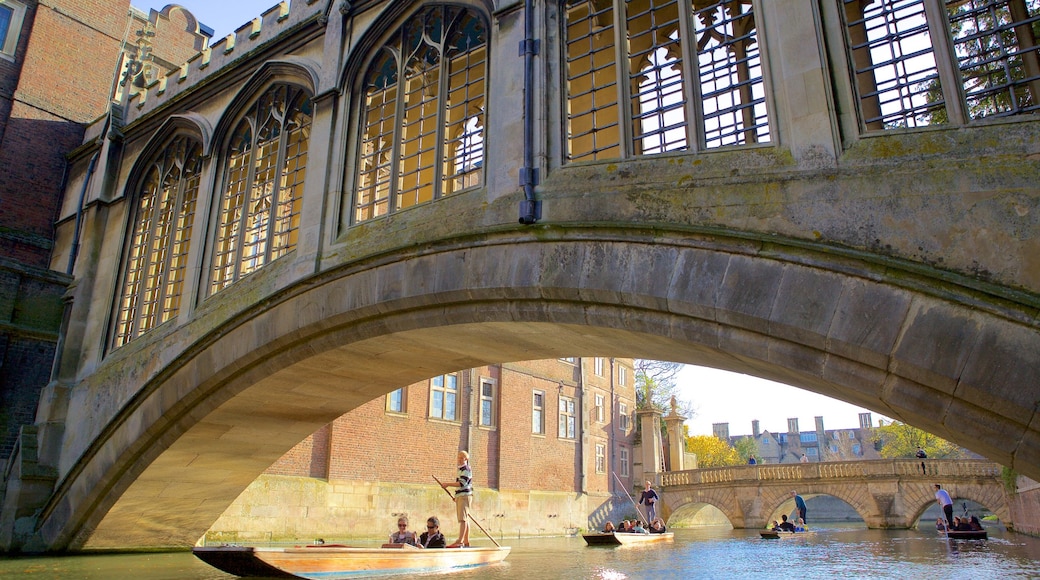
top-left (124, 1), bottom-right (325, 124)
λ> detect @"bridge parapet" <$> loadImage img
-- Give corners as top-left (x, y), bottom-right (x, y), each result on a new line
top-left (661, 459), bottom-right (1003, 486)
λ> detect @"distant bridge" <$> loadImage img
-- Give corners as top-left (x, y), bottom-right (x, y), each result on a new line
top-left (660, 459), bottom-right (1009, 530)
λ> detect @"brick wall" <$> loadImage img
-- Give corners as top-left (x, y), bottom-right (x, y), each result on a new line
top-left (264, 358), bottom-right (637, 497)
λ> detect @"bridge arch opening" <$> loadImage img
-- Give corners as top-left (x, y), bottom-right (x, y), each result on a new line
top-left (40, 236), bottom-right (1035, 551)
top-left (666, 502), bottom-right (734, 529)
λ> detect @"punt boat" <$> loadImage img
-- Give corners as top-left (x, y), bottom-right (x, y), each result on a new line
top-left (582, 531), bottom-right (674, 546)
top-left (192, 543), bottom-right (511, 579)
top-left (759, 530), bottom-right (816, 539)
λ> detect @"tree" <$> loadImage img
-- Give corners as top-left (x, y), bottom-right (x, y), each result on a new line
top-left (633, 359), bottom-right (692, 415)
top-left (870, 420), bottom-right (963, 460)
top-left (733, 436), bottom-right (759, 464)
top-left (685, 434), bottom-right (741, 467)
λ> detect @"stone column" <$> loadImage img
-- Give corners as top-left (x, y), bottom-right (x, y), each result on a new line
top-left (662, 397), bottom-right (687, 472)
top-left (637, 407), bottom-right (663, 483)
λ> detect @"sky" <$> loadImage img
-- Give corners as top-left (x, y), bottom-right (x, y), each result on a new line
top-left (130, 1), bottom-right (887, 439)
top-left (675, 365), bottom-right (887, 437)
top-left (135, 1), bottom-right (279, 39)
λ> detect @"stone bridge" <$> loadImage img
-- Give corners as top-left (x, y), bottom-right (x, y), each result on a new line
top-left (660, 459), bottom-right (1009, 529)
top-left (0, 0), bottom-right (1038, 553)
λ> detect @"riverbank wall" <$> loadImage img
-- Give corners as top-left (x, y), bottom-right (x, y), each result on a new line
top-left (202, 475), bottom-right (634, 545)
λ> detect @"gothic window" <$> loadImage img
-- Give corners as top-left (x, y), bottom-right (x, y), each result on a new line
top-left (115, 135), bottom-right (202, 347)
top-left (564, 0), bottom-right (770, 163)
top-left (211, 84), bottom-right (312, 293)
top-left (842, 0), bottom-right (1039, 130)
top-left (354, 5), bottom-right (487, 223)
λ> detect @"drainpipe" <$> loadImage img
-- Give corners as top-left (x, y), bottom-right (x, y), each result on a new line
top-left (609, 358), bottom-right (616, 495)
top-left (578, 357), bottom-right (587, 494)
top-left (66, 149), bottom-right (100, 276)
top-left (518, 0), bottom-right (541, 224)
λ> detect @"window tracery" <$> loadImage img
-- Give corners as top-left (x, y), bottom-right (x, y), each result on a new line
top-left (355, 5), bottom-right (487, 223)
top-left (212, 84), bottom-right (312, 293)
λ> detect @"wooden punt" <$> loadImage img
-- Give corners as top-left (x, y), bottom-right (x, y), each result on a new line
top-left (759, 530), bottom-right (816, 539)
top-left (582, 531), bottom-right (674, 546)
top-left (192, 543), bottom-right (511, 579)
top-left (943, 529), bottom-right (988, 540)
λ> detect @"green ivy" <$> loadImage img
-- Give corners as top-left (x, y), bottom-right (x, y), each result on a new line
top-left (1001, 466), bottom-right (1018, 494)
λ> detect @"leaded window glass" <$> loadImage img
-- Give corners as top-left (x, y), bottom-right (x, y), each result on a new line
top-left (116, 135), bottom-right (202, 347)
top-left (564, 0), bottom-right (770, 162)
top-left (355, 5), bottom-right (487, 223)
top-left (843, 0), bottom-right (1039, 129)
top-left (212, 84), bottom-right (311, 293)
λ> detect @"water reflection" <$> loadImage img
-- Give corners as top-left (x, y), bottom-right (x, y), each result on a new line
top-left (1, 526), bottom-right (1038, 579)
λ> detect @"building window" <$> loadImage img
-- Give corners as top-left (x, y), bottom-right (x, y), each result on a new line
top-left (595, 394), bottom-right (605, 423)
top-left (620, 447), bottom-right (630, 477)
top-left (619, 402), bottom-right (629, 431)
top-left (354, 5), bottom-right (487, 223)
top-left (564, 0), bottom-right (770, 163)
top-left (594, 357), bottom-right (605, 377)
top-left (596, 443), bottom-right (606, 473)
top-left (843, 0), bottom-right (1040, 130)
top-left (0, 1), bottom-right (26, 60)
top-left (853, 443), bottom-right (862, 455)
top-left (618, 366), bottom-right (627, 386)
top-left (212, 84), bottom-right (311, 293)
top-left (560, 357), bottom-right (577, 364)
top-left (559, 395), bottom-right (577, 439)
top-left (479, 377), bottom-right (496, 427)
top-left (430, 373), bottom-right (459, 421)
top-left (386, 388), bottom-right (406, 413)
top-left (532, 390), bottom-right (545, 434)
top-left (800, 432), bottom-right (818, 443)
top-left (115, 135), bottom-right (202, 347)
top-left (806, 447), bottom-right (819, 458)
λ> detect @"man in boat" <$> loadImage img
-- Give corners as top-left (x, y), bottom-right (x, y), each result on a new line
top-left (777, 515), bottom-right (797, 532)
top-left (792, 491), bottom-right (807, 524)
top-left (440, 450), bottom-right (473, 548)
top-left (649, 518), bottom-right (668, 534)
top-left (638, 480), bottom-right (660, 523)
top-left (934, 484), bottom-right (954, 529)
top-left (419, 516), bottom-right (447, 548)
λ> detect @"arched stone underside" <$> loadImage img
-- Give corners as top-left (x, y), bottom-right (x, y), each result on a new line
top-left (37, 229), bottom-right (1040, 550)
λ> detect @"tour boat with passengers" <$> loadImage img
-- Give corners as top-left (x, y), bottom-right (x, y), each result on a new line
top-left (582, 531), bottom-right (674, 546)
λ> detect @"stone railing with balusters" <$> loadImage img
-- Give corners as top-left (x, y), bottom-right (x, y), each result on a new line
top-left (660, 459), bottom-right (1002, 488)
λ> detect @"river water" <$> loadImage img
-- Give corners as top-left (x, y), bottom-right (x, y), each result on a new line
top-left (2, 526), bottom-right (1039, 579)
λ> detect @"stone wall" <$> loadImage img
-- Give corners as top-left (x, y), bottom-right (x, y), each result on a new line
top-left (1008, 477), bottom-right (1040, 537)
top-left (204, 475), bottom-right (628, 544)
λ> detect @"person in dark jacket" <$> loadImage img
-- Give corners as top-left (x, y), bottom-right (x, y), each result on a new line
top-left (419, 516), bottom-right (446, 548)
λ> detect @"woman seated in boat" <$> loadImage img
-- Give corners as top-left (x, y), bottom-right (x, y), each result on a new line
top-left (632, 521), bottom-right (648, 534)
top-left (795, 518), bottom-right (807, 532)
top-left (389, 516), bottom-right (418, 546)
top-left (953, 517), bottom-right (973, 531)
top-left (603, 521), bottom-right (616, 533)
top-left (649, 519), bottom-right (667, 534)
top-left (969, 516), bottom-right (984, 531)
top-left (418, 516), bottom-right (447, 549)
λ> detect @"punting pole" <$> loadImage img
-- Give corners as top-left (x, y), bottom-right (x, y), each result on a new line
top-left (612, 472), bottom-right (647, 525)
top-left (432, 474), bottom-right (501, 548)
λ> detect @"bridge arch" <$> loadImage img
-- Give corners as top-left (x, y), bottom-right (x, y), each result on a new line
top-left (34, 229), bottom-right (1040, 550)
top-left (906, 484), bottom-right (1012, 528)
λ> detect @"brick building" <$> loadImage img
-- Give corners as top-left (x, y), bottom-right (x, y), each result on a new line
top-left (206, 357), bottom-right (639, 542)
top-left (0, 1), bottom-right (207, 460)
